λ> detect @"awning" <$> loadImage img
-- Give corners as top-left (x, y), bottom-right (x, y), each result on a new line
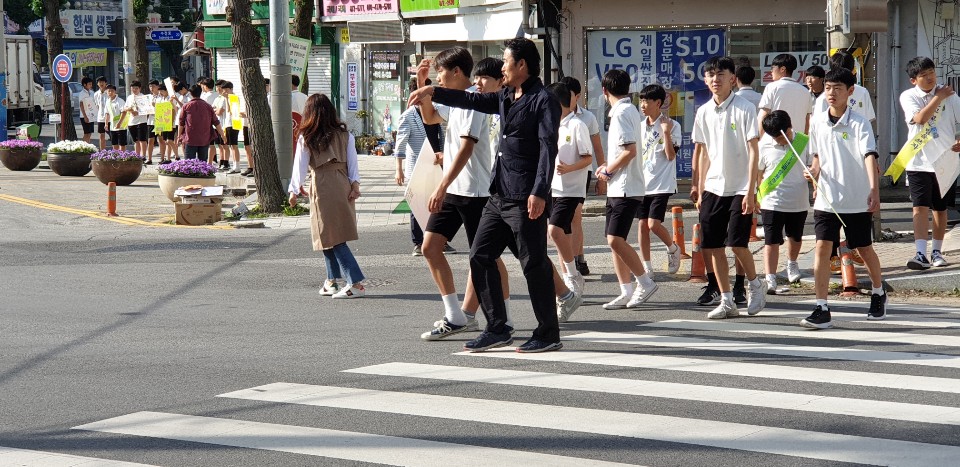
top-left (409, 9), bottom-right (523, 42)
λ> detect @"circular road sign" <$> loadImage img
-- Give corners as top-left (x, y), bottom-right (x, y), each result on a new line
top-left (52, 54), bottom-right (73, 83)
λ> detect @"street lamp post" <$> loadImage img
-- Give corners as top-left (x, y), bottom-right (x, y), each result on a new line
top-left (269, 0), bottom-right (293, 186)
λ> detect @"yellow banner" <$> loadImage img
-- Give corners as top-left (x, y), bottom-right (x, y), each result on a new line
top-left (154, 102), bottom-right (173, 133)
top-left (108, 102), bottom-right (130, 131)
top-left (67, 48), bottom-right (108, 68)
top-left (229, 95), bottom-right (242, 131)
top-left (885, 106), bottom-right (944, 183)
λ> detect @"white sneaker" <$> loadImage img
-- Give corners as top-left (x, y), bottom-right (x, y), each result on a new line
top-left (557, 292), bottom-right (584, 323)
top-left (787, 262), bottom-right (802, 283)
top-left (434, 314), bottom-right (480, 332)
top-left (319, 280), bottom-right (340, 296)
top-left (627, 282), bottom-right (659, 307)
top-left (603, 294), bottom-right (631, 310)
top-left (562, 273), bottom-right (584, 297)
top-left (747, 279), bottom-right (766, 316)
top-left (766, 280), bottom-right (777, 295)
top-left (667, 245), bottom-right (681, 274)
top-left (332, 283), bottom-right (365, 299)
top-left (932, 250), bottom-right (948, 267)
top-left (707, 299), bottom-right (739, 319)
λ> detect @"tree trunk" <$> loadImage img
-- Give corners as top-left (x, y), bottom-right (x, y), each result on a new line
top-left (43, 0), bottom-right (77, 140)
top-left (291, 0), bottom-right (314, 93)
top-left (228, 0), bottom-right (285, 213)
top-left (135, 27), bottom-right (149, 84)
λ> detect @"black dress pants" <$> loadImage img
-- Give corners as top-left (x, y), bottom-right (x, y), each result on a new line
top-left (469, 195), bottom-right (559, 343)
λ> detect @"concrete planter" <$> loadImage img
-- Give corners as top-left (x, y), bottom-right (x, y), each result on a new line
top-left (0, 147), bottom-right (43, 171)
top-left (91, 160), bottom-right (143, 186)
top-left (47, 152), bottom-right (93, 176)
top-left (158, 174), bottom-right (217, 202)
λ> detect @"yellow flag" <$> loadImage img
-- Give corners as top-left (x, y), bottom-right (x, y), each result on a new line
top-left (229, 95), bottom-right (242, 131)
top-left (885, 106), bottom-right (944, 183)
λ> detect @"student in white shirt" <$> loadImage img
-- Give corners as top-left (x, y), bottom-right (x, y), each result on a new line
top-left (546, 82), bottom-right (592, 322)
top-left (802, 68), bottom-right (886, 329)
top-left (757, 111), bottom-right (810, 293)
top-left (805, 65), bottom-right (825, 100)
top-left (415, 47), bottom-right (514, 341)
top-left (291, 75), bottom-right (308, 115)
top-left (199, 77), bottom-right (217, 106)
top-left (630, 84), bottom-right (683, 276)
top-left (692, 56), bottom-right (766, 319)
top-left (734, 66), bottom-right (762, 109)
top-left (595, 69), bottom-right (659, 310)
top-left (124, 81), bottom-right (149, 162)
top-left (103, 85), bottom-right (127, 150)
top-left (94, 76), bottom-right (109, 149)
top-left (145, 80), bottom-right (161, 164)
top-left (211, 80), bottom-right (229, 167)
top-left (899, 56), bottom-right (960, 270)
top-left (220, 81), bottom-right (241, 173)
top-left (812, 51), bottom-right (876, 122)
top-left (175, 83), bottom-right (192, 159)
top-left (558, 76), bottom-right (607, 276)
top-left (78, 77), bottom-right (97, 143)
top-left (759, 53), bottom-right (813, 134)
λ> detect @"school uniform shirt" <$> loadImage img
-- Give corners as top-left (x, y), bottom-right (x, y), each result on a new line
top-left (576, 105), bottom-right (601, 135)
top-left (78, 88), bottom-right (97, 122)
top-left (812, 84), bottom-right (876, 121)
top-left (146, 93), bottom-right (158, 126)
top-left (899, 85), bottom-right (960, 173)
top-left (126, 94), bottom-right (148, 126)
top-left (175, 93), bottom-right (191, 128)
top-left (693, 92), bottom-right (760, 197)
top-left (94, 89), bottom-right (108, 122)
top-left (757, 133), bottom-right (812, 212)
top-left (291, 91), bottom-right (308, 115)
top-left (808, 107), bottom-right (877, 213)
top-left (552, 112), bottom-right (593, 198)
top-left (213, 95), bottom-right (230, 129)
top-left (735, 86), bottom-right (763, 109)
top-left (640, 115), bottom-right (682, 195)
top-left (759, 77), bottom-right (813, 131)
top-left (605, 97), bottom-right (646, 197)
top-left (434, 86), bottom-right (494, 198)
top-left (105, 96), bottom-right (125, 128)
top-left (201, 91), bottom-right (217, 106)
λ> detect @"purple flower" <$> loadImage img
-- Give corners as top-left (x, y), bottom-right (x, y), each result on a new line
top-left (0, 139), bottom-right (44, 150)
top-left (156, 159), bottom-right (217, 177)
top-left (89, 149), bottom-right (146, 162)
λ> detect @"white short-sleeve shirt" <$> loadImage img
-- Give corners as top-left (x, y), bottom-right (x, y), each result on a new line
top-left (434, 86), bottom-right (493, 198)
top-left (605, 97), bottom-right (646, 197)
top-left (552, 113), bottom-right (593, 198)
top-left (640, 115), bottom-right (682, 195)
top-left (808, 108), bottom-right (877, 213)
top-left (759, 77), bottom-right (813, 132)
top-left (813, 84), bottom-right (876, 122)
top-left (758, 133), bottom-right (811, 212)
top-left (576, 105), bottom-right (601, 136)
top-left (693, 92), bottom-right (760, 197)
top-left (898, 85), bottom-right (960, 173)
top-left (126, 94), bottom-right (148, 126)
top-left (735, 87), bottom-right (762, 109)
top-left (94, 89), bottom-right (108, 122)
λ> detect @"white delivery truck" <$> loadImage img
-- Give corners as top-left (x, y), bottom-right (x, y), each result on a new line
top-left (4, 35), bottom-right (48, 128)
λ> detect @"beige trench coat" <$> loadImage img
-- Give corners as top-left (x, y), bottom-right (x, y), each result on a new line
top-left (308, 132), bottom-right (358, 250)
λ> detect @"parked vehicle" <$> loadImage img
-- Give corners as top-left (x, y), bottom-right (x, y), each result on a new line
top-left (68, 82), bottom-right (83, 118)
top-left (4, 35), bottom-right (47, 128)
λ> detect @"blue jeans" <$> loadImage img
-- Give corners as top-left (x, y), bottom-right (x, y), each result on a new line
top-left (185, 145), bottom-right (209, 160)
top-left (322, 243), bottom-right (365, 285)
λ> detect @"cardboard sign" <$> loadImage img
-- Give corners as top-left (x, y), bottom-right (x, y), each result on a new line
top-left (154, 101), bottom-right (174, 132)
top-left (229, 95), bottom-right (242, 130)
top-left (175, 200), bottom-right (222, 226)
top-left (80, 96), bottom-right (97, 121)
top-left (164, 77), bottom-right (176, 97)
top-left (403, 141), bottom-right (442, 228)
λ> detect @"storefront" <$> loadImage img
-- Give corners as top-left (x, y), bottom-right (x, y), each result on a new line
top-left (563, 0), bottom-right (828, 180)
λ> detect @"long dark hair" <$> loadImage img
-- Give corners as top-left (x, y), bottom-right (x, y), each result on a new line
top-left (300, 93), bottom-right (347, 154)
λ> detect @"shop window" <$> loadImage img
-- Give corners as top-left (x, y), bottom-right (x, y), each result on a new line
top-left (728, 23), bottom-right (827, 91)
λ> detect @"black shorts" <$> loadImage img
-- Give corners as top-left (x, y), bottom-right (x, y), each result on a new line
top-left (908, 171), bottom-right (957, 211)
top-left (425, 194), bottom-right (489, 245)
top-left (146, 125), bottom-right (158, 142)
top-left (813, 210), bottom-right (873, 249)
top-left (243, 127), bottom-right (251, 145)
top-left (549, 197), bottom-right (584, 234)
top-left (698, 192), bottom-right (753, 249)
top-left (225, 128), bottom-right (240, 145)
top-left (129, 123), bottom-right (148, 142)
top-left (162, 130), bottom-right (177, 141)
top-left (213, 131), bottom-right (225, 146)
top-left (761, 209), bottom-right (807, 245)
top-left (110, 130), bottom-right (128, 146)
top-left (605, 197), bottom-right (641, 239)
top-left (636, 193), bottom-right (672, 222)
top-left (97, 122), bottom-right (107, 134)
top-left (81, 120), bottom-right (95, 134)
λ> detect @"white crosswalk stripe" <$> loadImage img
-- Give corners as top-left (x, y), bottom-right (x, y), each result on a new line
top-left (0, 446), bottom-right (155, 466)
top-left (758, 309), bottom-right (960, 328)
top-left (69, 306), bottom-right (960, 466)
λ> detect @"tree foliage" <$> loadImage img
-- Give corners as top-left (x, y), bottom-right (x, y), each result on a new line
top-left (8, 0), bottom-right (41, 33)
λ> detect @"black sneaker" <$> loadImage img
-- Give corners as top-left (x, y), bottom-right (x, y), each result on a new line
top-left (800, 305), bottom-right (832, 329)
top-left (697, 284), bottom-right (720, 306)
top-left (577, 260), bottom-right (591, 276)
top-left (463, 330), bottom-right (513, 352)
top-left (867, 293), bottom-right (887, 320)
top-left (733, 286), bottom-right (747, 305)
top-left (443, 243), bottom-right (457, 254)
top-left (516, 339), bottom-right (563, 353)
top-left (907, 252), bottom-right (932, 270)
top-left (240, 168), bottom-right (254, 177)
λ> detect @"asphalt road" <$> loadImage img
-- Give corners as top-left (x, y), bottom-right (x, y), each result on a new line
top-left (3, 202), bottom-right (960, 466)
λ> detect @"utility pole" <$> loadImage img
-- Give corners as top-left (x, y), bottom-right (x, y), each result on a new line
top-left (269, 0), bottom-right (293, 186)
top-left (0, 0), bottom-right (8, 142)
top-left (122, 0), bottom-right (138, 95)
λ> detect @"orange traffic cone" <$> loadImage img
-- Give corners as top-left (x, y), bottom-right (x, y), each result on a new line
top-left (107, 182), bottom-right (118, 217)
top-left (749, 213), bottom-right (761, 242)
top-left (688, 223), bottom-right (707, 282)
top-left (671, 206), bottom-right (690, 259)
top-left (840, 244), bottom-right (860, 297)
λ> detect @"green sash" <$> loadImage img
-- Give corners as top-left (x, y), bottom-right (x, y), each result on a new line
top-left (758, 132), bottom-right (809, 200)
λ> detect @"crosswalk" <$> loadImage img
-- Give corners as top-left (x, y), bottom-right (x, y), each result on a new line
top-left (13, 303), bottom-right (960, 466)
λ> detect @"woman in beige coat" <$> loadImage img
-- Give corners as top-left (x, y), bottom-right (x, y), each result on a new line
top-left (288, 94), bottom-right (366, 298)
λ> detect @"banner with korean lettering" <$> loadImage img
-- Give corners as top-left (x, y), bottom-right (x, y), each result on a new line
top-left (586, 28), bottom-right (725, 179)
top-left (60, 10), bottom-right (123, 39)
top-left (322, 0), bottom-right (398, 16)
top-left (67, 48), bottom-right (107, 68)
top-left (400, 0), bottom-right (458, 12)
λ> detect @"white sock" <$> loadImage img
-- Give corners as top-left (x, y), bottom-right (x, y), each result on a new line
top-left (564, 260), bottom-right (577, 275)
top-left (504, 298), bottom-right (513, 328)
top-left (641, 260), bottom-right (653, 275)
top-left (749, 277), bottom-right (762, 288)
top-left (620, 282), bottom-right (635, 296)
top-left (933, 239), bottom-right (944, 252)
top-left (916, 239), bottom-right (928, 255)
top-left (721, 292), bottom-right (734, 304)
top-left (442, 294), bottom-right (466, 326)
top-left (788, 260), bottom-right (798, 267)
top-left (766, 274), bottom-right (777, 285)
top-left (668, 243), bottom-right (678, 253)
top-left (816, 298), bottom-right (828, 309)
top-left (636, 274), bottom-right (655, 289)
top-left (871, 287), bottom-right (885, 296)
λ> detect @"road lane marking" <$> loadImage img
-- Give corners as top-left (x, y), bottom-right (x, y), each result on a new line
top-left (0, 194), bottom-right (232, 229)
top-left (0, 446), bottom-right (154, 466)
